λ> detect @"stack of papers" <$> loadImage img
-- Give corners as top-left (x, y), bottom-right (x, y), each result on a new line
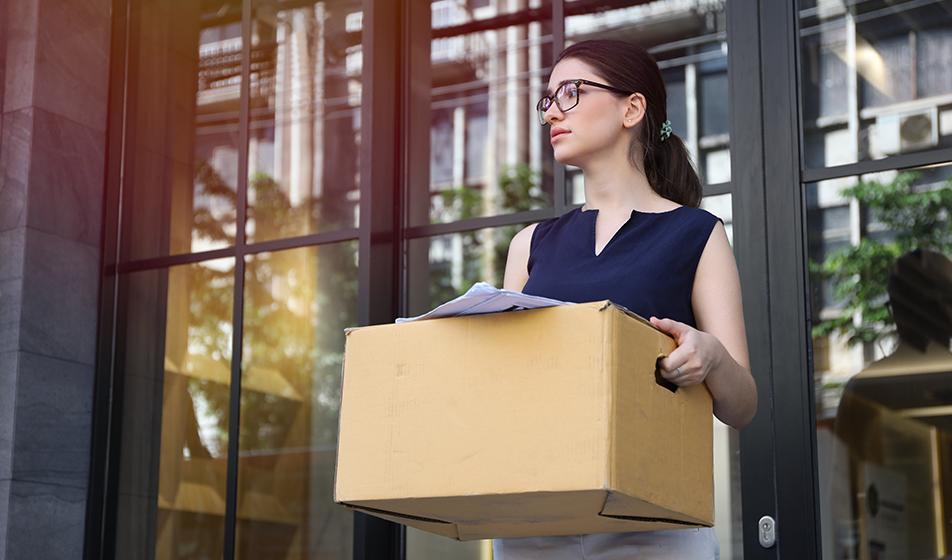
top-left (396, 282), bottom-right (569, 323)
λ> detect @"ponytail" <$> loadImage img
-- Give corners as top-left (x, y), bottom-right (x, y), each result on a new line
top-left (639, 123), bottom-right (702, 208)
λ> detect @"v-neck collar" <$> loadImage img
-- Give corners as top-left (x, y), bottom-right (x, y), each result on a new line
top-left (580, 205), bottom-right (685, 257)
top-left (587, 208), bottom-right (636, 258)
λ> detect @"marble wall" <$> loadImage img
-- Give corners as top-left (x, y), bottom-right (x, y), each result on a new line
top-left (0, 0), bottom-right (112, 557)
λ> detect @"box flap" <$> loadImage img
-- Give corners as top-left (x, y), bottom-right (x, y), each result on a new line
top-left (341, 503), bottom-right (461, 540)
top-left (594, 300), bottom-right (658, 332)
top-left (598, 490), bottom-right (711, 527)
top-left (343, 490), bottom-right (708, 541)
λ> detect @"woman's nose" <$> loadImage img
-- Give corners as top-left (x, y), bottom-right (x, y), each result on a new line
top-left (544, 103), bottom-right (564, 125)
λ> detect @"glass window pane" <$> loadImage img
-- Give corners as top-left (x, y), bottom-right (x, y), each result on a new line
top-left (806, 198), bottom-right (853, 313)
top-left (666, 73), bottom-right (688, 138)
top-left (701, 192), bottom-right (733, 246)
top-left (704, 148), bottom-right (731, 185)
top-left (799, 18), bottom-right (848, 122)
top-left (407, 224), bottom-right (526, 317)
top-left (700, 69), bottom-right (729, 137)
top-left (237, 242), bottom-right (358, 559)
top-left (807, 162), bottom-right (952, 559)
top-left (799, 1), bottom-right (952, 168)
top-left (565, 0), bottom-right (730, 192)
top-left (246, 0), bottom-right (362, 243)
top-left (409, 1), bottom-right (555, 226)
top-left (112, 259), bottom-right (236, 559)
top-left (122, 1), bottom-right (243, 261)
top-left (434, 0), bottom-right (529, 22)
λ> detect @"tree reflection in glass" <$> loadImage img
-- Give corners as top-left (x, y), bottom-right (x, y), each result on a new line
top-left (238, 238), bottom-right (358, 558)
top-left (809, 166), bottom-right (952, 559)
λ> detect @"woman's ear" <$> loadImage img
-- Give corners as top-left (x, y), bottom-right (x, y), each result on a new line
top-left (622, 93), bottom-right (647, 129)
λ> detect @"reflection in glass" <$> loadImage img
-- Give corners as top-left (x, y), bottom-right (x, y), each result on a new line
top-left (808, 163), bottom-right (952, 559)
top-left (407, 224), bottom-right (526, 318)
top-left (123, 0), bottom-right (243, 260)
top-left (246, 0), bottom-right (362, 243)
top-left (704, 148), bottom-right (731, 186)
top-left (112, 259), bottom-right (235, 559)
top-left (563, 0), bottom-right (730, 194)
top-left (237, 242), bottom-right (358, 559)
top-left (799, 0), bottom-right (952, 168)
top-left (411, 1), bottom-right (554, 226)
top-left (701, 193), bottom-right (733, 246)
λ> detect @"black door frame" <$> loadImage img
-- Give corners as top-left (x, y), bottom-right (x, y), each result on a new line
top-left (728, 0), bottom-right (822, 558)
top-left (727, 0), bottom-right (784, 557)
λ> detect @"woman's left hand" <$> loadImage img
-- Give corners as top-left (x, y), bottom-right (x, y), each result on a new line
top-left (649, 316), bottom-right (723, 387)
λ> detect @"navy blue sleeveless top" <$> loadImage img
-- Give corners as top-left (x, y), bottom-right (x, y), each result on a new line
top-left (522, 205), bottom-right (724, 329)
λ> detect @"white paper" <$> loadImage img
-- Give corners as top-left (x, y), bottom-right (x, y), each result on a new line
top-left (395, 282), bottom-right (570, 323)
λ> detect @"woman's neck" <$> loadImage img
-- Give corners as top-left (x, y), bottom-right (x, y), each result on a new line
top-left (579, 156), bottom-right (663, 212)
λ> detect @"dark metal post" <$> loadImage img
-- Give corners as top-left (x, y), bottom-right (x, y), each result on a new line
top-left (222, 0), bottom-right (253, 557)
top-left (726, 0), bottom-right (780, 557)
top-left (84, 0), bottom-right (134, 557)
top-left (758, 1), bottom-right (822, 557)
top-left (355, 0), bottom-right (407, 557)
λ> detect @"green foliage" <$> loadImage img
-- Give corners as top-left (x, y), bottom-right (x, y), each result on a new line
top-left (434, 163), bottom-right (549, 222)
top-left (428, 163), bottom-right (548, 308)
top-left (499, 164), bottom-right (550, 212)
top-left (184, 162), bottom-right (358, 453)
top-left (810, 171), bottom-right (952, 347)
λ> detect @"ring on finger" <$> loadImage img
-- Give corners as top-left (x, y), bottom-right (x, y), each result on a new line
top-left (674, 366), bottom-right (682, 378)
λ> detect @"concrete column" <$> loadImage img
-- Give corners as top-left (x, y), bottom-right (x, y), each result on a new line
top-left (0, 0), bottom-right (111, 557)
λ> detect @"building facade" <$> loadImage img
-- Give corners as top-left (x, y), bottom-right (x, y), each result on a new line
top-left (0, 0), bottom-right (950, 558)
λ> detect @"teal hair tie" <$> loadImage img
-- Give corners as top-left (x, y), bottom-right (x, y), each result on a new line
top-left (659, 119), bottom-right (673, 142)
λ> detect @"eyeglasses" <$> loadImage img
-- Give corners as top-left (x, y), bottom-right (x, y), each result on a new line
top-left (536, 79), bottom-right (632, 125)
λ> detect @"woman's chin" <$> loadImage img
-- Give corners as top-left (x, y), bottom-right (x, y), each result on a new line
top-left (553, 150), bottom-right (584, 168)
top-left (552, 146), bottom-right (582, 167)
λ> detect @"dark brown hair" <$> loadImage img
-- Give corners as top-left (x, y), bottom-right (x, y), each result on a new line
top-left (556, 39), bottom-right (702, 207)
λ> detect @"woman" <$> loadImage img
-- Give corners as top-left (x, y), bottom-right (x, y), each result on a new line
top-left (496, 39), bottom-right (758, 559)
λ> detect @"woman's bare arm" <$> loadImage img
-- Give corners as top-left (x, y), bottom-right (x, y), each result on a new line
top-left (692, 221), bottom-right (758, 429)
top-left (502, 224), bottom-right (537, 292)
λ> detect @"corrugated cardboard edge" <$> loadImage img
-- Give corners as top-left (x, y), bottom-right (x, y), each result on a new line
top-left (597, 301), bottom-right (677, 374)
top-left (340, 491), bottom-right (709, 542)
top-left (595, 300), bottom-right (657, 332)
top-left (602, 303), bottom-right (616, 495)
top-left (334, 325), bottom-right (387, 504)
top-left (341, 503), bottom-right (463, 540)
top-left (597, 491), bottom-right (711, 527)
top-left (332, 330), bottom-right (349, 505)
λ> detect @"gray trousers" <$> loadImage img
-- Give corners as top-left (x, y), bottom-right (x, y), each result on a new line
top-left (492, 527), bottom-right (720, 560)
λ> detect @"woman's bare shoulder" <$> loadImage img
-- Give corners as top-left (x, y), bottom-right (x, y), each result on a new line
top-left (503, 223), bottom-right (539, 291)
top-left (511, 223), bottom-right (539, 251)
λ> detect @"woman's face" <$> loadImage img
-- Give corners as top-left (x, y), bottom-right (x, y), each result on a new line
top-left (542, 58), bottom-right (638, 167)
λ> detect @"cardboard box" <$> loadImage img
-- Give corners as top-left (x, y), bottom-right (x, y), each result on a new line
top-left (334, 300), bottom-right (713, 541)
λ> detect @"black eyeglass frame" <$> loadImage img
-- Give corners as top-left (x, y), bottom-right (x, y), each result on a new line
top-left (536, 79), bottom-right (633, 125)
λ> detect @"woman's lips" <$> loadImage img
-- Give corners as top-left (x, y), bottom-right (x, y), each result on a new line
top-left (550, 128), bottom-right (570, 142)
